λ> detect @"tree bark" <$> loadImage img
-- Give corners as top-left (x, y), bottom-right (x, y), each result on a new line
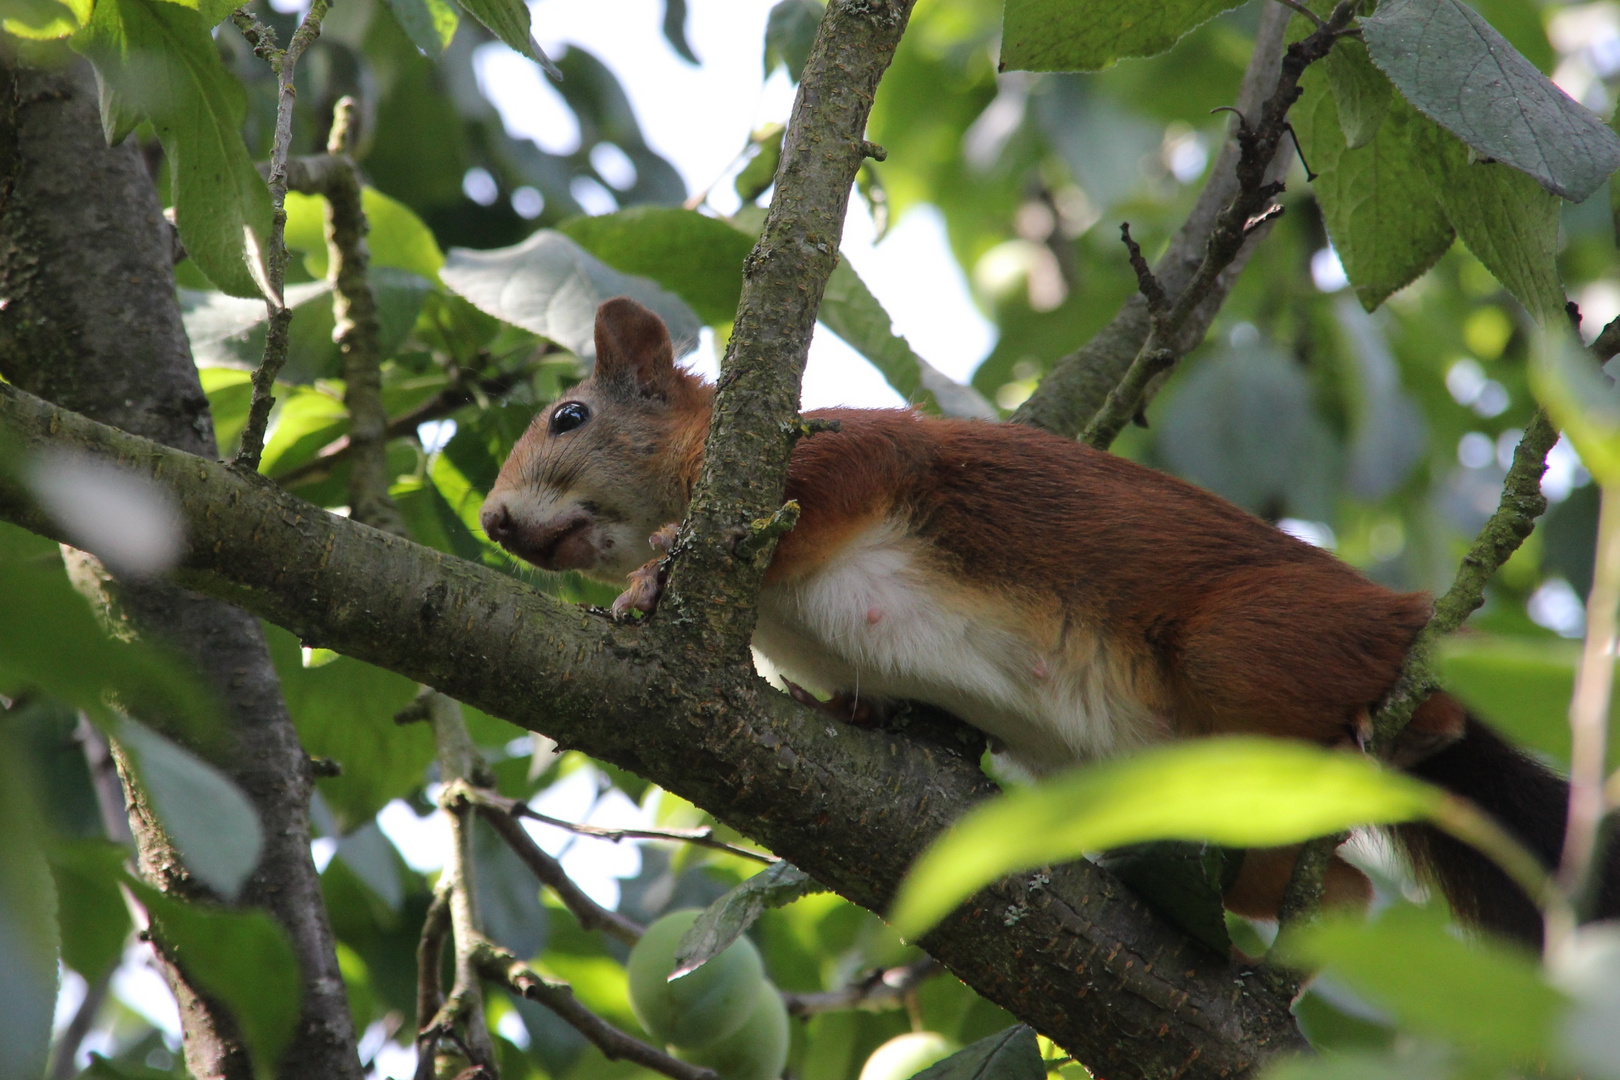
top-left (0, 386), bottom-right (1309, 1079)
top-left (0, 55), bottom-right (361, 1080)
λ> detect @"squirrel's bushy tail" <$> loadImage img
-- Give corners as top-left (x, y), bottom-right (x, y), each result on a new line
top-left (1393, 715), bottom-right (1619, 946)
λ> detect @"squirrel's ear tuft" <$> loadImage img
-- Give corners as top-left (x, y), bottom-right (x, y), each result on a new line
top-left (594, 297), bottom-right (677, 396)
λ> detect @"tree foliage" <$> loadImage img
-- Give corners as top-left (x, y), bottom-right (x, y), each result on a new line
top-left (6, 0), bottom-right (1620, 1079)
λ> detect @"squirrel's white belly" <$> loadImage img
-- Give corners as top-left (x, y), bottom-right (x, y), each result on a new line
top-left (753, 519), bottom-right (1165, 774)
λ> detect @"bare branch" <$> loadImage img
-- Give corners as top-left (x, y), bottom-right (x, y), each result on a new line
top-left (467, 786), bottom-right (776, 864)
top-left (1011, 2), bottom-right (1293, 436)
top-left (474, 806), bottom-right (645, 945)
top-left (781, 957), bottom-right (941, 1018)
top-left (473, 939), bottom-right (717, 1080)
top-left (1081, 1), bottom-right (1357, 450)
top-left (233, 0), bottom-right (331, 471)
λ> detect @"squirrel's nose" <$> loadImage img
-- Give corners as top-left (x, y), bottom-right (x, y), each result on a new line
top-left (481, 501), bottom-right (513, 545)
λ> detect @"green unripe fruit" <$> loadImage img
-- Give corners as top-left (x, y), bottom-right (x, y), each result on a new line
top-left (858, 1032), bottom-right (959, 1080)
top-left (674, 983), bottom-right (790, 1080)
top-left (627, 909), bottom-right (768, 1048)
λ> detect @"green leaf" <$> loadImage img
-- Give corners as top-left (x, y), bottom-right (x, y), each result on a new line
top-left (117, 718), bottom-right (264, 900)
top-left (662, 0), bottom-right (697, 64)
top-left (735, 124), bottom-right (785, 205)
top-left (1407, 111), bottom-right (1565, 325)
top-left (673, 862), bottom-right (826, 978)
top-left (1323, 39), bottom-right (1392, 150)
top-left (1281, 905), bottom-right (1567, 1066)
top-left (913, 1025), bottom-right (1042, 1080)
top-left (48, 839), bottom-right (133, 982)
top-left (0, 730), bottom-right (58, 1080)
top-left (264, 625), bottom-right (430, 830)
top-left (129, 882), bottom-right (301, 1080)
top-left (1362, 0), bottom-right (1620, 202)
top-left (890, 738), bottom-right (1442, 937)
top-left (382, 0), bottom-right (457, 57)
top-left (455, 0), bottom-right (557, 76)
top-left (73, 0), bottom-right (273, 299)
top-left (821, 260), bottom-right (997, 419)
top-left (198, 367), bottom-right (254, 457)
top-left (1096, 842), bottom-right (1235, 955)
top-left (1295, 74), bottom-right (1454, 312)
top-left (1000, 0), bottom-right (1244, 73)
top-left (285, 187), bottom-right (445, 282)
top-left (559, 207), bottom-right (753, 326)
top-left (764, 0), bottom-right (822, 81)
top-left (1437, 636), bottom-right (1620, 772)
top-left (181, 270), bottom-right (434, 383)
top-left (0, 0), bottom-right (85, 40)
top-left (1532, 330), bottom-right (1620, 485)
top-left (0, 531), bottom-right (211, 734)
top-left (440, 229), bottom-right (703, 363)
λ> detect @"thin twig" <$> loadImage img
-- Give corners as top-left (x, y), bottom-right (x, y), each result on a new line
top-left (1592, 313), bottom-right (1620, 362)
top-left (1080, 1), bottom-right (1357, 450)
top-left (465, 786), bottom-right (776, 863)
top-left (233, 0), bottom-right (331, 472)
top-left (1558, 483), bottom-right (1620, 934)
top-left (473, 939), bottom-right (717, 1080)
top-left (1118, 223), bottom-right (1169, 322)
top-left (50, 971), bottom-right (111, 1080)
top-left (475, 805), bottom-right (644, 945)
top-left (309, 96), bottom-right (407, 536)
top-left (781, 957), bottom-right (941, 1018)
top-left (1271, 0), bottom-right (1324, 28)
top-left (273, 364), bottom-right (536, 487)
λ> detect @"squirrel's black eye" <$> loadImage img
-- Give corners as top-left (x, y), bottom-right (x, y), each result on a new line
top-left (550, 402), bottom-right (590, 434)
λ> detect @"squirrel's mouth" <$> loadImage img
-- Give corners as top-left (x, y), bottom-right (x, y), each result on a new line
top-left (503, 513), bottom-right (597, 572)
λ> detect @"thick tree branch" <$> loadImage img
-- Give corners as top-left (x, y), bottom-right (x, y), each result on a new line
top-left (0, 384), bottom-right (1307, 1078)
top-left (662, 0), bottom-right (915, 649)
top-left (1012, 1), bottom-right (1293, 437)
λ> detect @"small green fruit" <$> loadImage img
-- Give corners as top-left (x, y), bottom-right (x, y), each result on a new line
top-left (858, 1032), bottom-right (959, 1080)
top-left (627, 909), bottom-right (767, 1048)
top-left (674, 983), bottom-right (790, 1080)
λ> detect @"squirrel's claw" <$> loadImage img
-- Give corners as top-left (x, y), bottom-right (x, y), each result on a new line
top-left (611, 524), bottom-right (679, 617)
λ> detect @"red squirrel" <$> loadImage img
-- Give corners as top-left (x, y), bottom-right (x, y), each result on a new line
top-left (481, 297), bottom-right (1608, 946)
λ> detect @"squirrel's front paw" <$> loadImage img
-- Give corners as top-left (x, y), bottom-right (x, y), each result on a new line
top-left (611, 524), bottom-right (679, 617)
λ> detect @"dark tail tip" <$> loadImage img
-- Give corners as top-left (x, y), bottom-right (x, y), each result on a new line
top-left (1394, 712), bottom-right (1619, 947)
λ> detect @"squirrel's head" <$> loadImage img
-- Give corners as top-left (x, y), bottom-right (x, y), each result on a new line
top-left (480, 297), bottom-right (713, 581)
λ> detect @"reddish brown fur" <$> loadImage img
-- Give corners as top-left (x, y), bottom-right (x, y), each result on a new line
top-left (482, 298), bottom-right (1600, 944)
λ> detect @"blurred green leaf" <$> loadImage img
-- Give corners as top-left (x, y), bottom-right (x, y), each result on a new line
top-left (764, 0), bottom-right (822, 82)
top-left (891, 739), bottom-right (1442, 937)
top-left (264, 625), bottom-right (429, 830)
top-left (1362, 0), bottom-right (1620, 202)
top-left (821, 260), bottom-right (997, 419)
top-left (735, 124), bottom-right (784, 205)
top-left (197, 367), bottom-right (254, 457)
top-left (285, 187), bottom-right (446, 283)
top-left (117, 718), bottom-right (264, 900)
top-left (441, 229), bottom-right (703, 363)
top-left (1259, 1043), bottom-right (1454, 1080)
top-left (456, 0), bottom-right (555, 74)
top-left (1323, 39), bottom-right (1391, 150)
top-left (1410, 112), bottom-right (1565, 326)
top-left (1532, 330), bottom-right (1620, 485)
top-left (1295, 76), bottom-right (1455, 312)
top-left (49, 839), bottom-right (133, 982)
top-left (1096, 842), bottom-right (1235, 955)
top-left (1000, 0), bottom-right (1243, 72)
top-left (130, 881), bottom-right (301, 1080)
top-left (382, 0), bottom-right (457, 57)
top-left (661, 0), bottom-right (697, 64)
top-left (0, 523), bottom-right (212, 734)
top-left (0, 729), bottom-right (58, 1080)
top-left (1437, 635), bottom-right (1620, 772)
top-left (1280, 905), bottom-right (1566, 1066)
top-left (0, 0), bottom-right (85, 39)
top-left (912, 1025), bottom-right (1041, 1080)
top-left (560, 207), bottom-right (752, 326)
top-left (72, 0), bottom-right (272, 298)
